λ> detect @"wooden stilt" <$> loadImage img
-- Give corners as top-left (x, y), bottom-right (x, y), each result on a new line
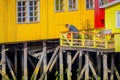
top-left (85, 52), bottom-right (89, 80)
top-left (49, 54), bottom-right (58, 72)
top-left (0, 70), bottom-right (9, 80)
top-left (97, 52), bottom-right (101, 78)
top-left (24, 43), bottom-right (28, 80)
top-left (77, 65), bottom-right (85, 80)
top-left (43, 41), bottom-right (47, 80)
top-left (6, 55), bottom-right (16, 80)
top-left (89, 58), bottom-right (98, 80)
top-left (67, 52), bottom-right (72, 80)
top-left (55, 56), bottom-right (59, 80)
top-left (114, 65), bottom-right (120, 79)
top-left (78, 51), bottom-right (82, 75)
top-left (110, 54), bottom-right (114, 80)
top-left (71, 51), bottom-right (79, 64)
top-left (1, 45), bottom-right (6, 80)
top-left (14, 47), bottom-right (17, 78)
top-left (39, 46), bottom-right (60, 80)
top-left (103, 54), bottom-right (108, 80)
top-left (31, 52), bottom-right (43, 80)
top-left (28, 57), bottom-right (35, 68)
top-left (59, 47), bottom-right (64, 80)
top-left (21, 51), bottom-right (24, 80)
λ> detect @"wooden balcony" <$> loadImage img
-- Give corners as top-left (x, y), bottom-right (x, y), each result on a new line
top-left (60, 29), bottom-right (115, 51)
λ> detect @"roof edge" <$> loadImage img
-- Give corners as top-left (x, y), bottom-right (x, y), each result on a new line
top-left (100, 0), bottom-right (120, 8)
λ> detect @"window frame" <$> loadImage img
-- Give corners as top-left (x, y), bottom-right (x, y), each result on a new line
top-left (116, 11), bottom-right (120, 28)
top-left (54, 0), bottom-right (64, 12)
top-left (68, 0), bottom-right (78, 11)
top-left (16, 0), bottom-right (40, 24)
top-left (86, 0), bottom-right (94, 10)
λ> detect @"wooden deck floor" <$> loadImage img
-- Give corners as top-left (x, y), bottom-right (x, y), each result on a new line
top-left (61, 46), bottom-right (115, 53)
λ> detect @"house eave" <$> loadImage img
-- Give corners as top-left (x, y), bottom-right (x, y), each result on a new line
top-left (100, 0), bottom-right (120, 8)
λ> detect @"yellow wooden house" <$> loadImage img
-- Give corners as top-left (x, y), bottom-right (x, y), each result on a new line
top-left (100, 0), bottom-right (120, 52)
top-left (0, 0), bottom-right (94, 44)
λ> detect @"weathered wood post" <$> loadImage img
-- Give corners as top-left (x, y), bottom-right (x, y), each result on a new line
top-left (110, 54), bottom-right (114, 80)
top-left (14, 47), bottom-right (17, 77)
top-left (24, 43), bottom-right (28, 80)
top-left (59, 47), bottom-right (64, 80)
top-left (43, 41), bottom-right (47, 80)
top-left (97, 52), bottom-right (101, 79)
top-left (79, 51), bottom-right (83, 74)
top-left (103, 54), bottom-right (108, 80)
top-left (85, 52), bottom-right (89, 80)
top-left (6, 55), bottom-right (16, 80)
top-left (67, 52), bottom-right (72, 80)
top-left (1, 45), bottom-right (6, 80)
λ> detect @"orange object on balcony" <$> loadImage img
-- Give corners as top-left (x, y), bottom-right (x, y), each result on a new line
top-left (67, 33), bottom-right (71, 39)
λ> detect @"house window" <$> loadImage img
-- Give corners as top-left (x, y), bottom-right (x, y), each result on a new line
top-left (55, 0), bottom-right (64, 12)
top-left (17, 0), bottom-right (39, 23)
top-left (116, 11), bottom-right (120, 28)
top-left (86, 0), bottom-right (94, 9)
top-left (68, 0), bottom-right (78, 10)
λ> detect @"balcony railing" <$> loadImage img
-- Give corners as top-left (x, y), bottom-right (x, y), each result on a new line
top-left (60, 29), bottom-right (114, 49)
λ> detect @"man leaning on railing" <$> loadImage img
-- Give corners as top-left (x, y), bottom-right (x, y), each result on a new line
top-left (65, 24), bottom-right (79, 39)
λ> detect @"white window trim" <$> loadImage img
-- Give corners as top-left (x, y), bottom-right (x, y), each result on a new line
top-left (54, 0), bottom-right (65, 12)
top-left (116, 11), bottom-right (120, 28)
top-left (68, 0), bottom-right (78, 11)
top-left (16, 0), bottom-right (40, 24)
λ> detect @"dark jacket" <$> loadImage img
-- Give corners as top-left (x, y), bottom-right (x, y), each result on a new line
top-left (69, 25), bottom-right (78, 32)
top-left (69, 25), bottom-right (79, 38)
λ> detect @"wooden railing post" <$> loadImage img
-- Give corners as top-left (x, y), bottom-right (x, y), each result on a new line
top-left (93, 34), bottom-right (96, 48)
top-left (105, 35), bottom-right (108, 48)
top-left (82, 31), bottom-right (85, 47)
top-left (70, 32), bottom-right (73, 46)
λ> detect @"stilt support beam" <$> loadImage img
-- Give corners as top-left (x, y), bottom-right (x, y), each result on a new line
top-left (24, 43), bottom-right (28, 80)
top-left (59, 47), bottom-right (64, 80)
top-left (103, 54), bottom-right (108, 80)
top-left (97, 52), bottom-right (101, 79)
top-left (43, 41), bottom-right (47, 80)
top-left (1, 45), bottom-right (6, 80)
top-left (67, 52), bottom-right (72, 80)
top-left (85, 52), bottom-right (89, 80)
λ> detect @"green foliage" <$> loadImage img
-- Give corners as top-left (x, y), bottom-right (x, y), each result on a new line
top-left (65, 68), bottom-right (68, 73)
top-left (22, 76), bottom-right (24, 80)
top-left (55, 70), bottom-right (58, 76)
top-left (55, 70), bottom-right (59, 80)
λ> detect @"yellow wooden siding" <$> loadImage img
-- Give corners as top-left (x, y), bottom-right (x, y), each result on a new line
top-left (0, 0), bottom-right (4, 43)
top-left (0, 0), bottom-right (48, 43)
top-left (105, 3), bottom-right (120, 52)
top-left (80, 0), bottom-right (94, 29)
top-left (114, 34), bottom-right (120, 52)
top-left (105, 3), bottom-right (120, 33)
top-left (0, 0), bottom-right (94, 43)
top-left (48, 0), bottom-right (94, 39)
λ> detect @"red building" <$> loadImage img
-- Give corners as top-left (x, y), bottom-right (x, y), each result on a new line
top-left (94, 0), bottom-right (115, 28)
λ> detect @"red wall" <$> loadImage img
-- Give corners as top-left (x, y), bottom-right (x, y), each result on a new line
top-left (94, 0), bottom-right (105, 28)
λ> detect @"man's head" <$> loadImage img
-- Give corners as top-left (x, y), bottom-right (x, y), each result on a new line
top-left (65, 24), bottom-right (70, 28)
